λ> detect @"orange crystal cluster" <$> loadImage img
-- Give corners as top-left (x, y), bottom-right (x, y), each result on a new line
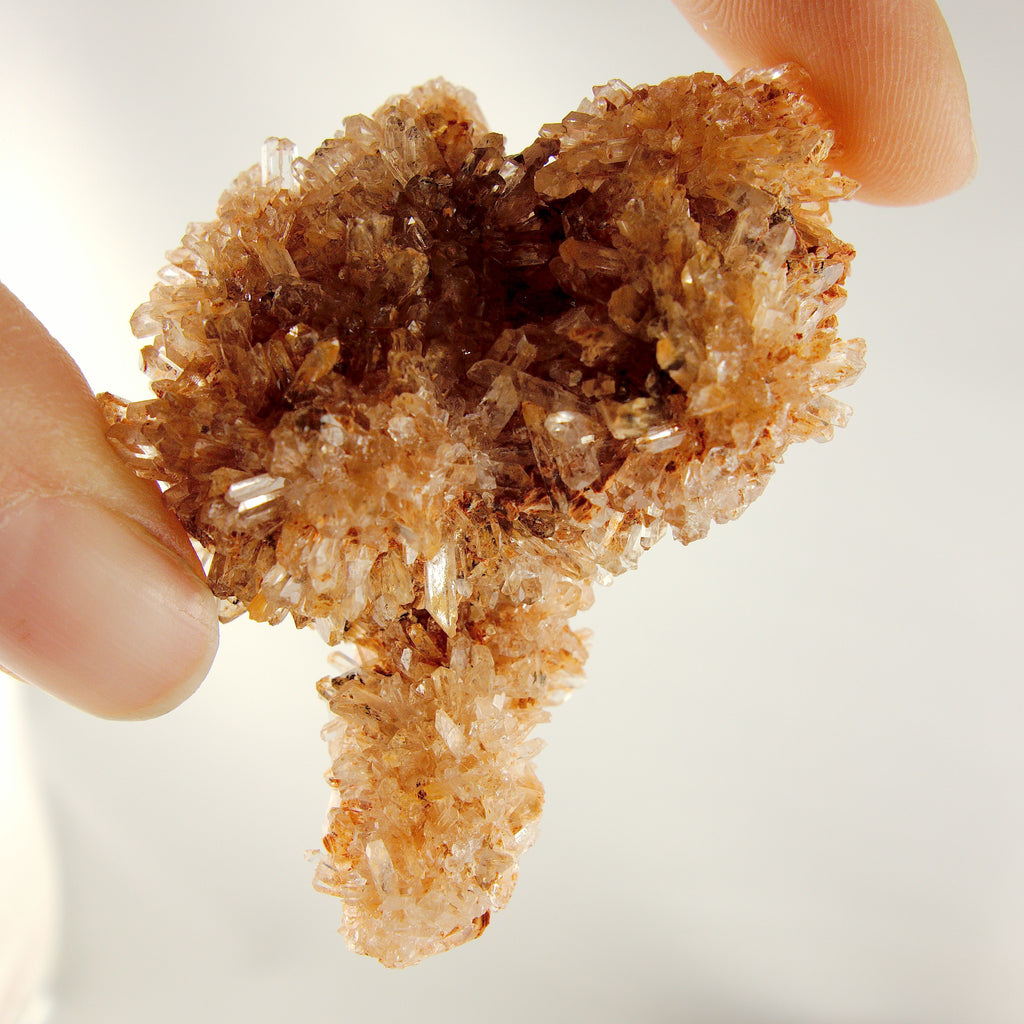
top-left (101, 70), bottom-right (864, 967)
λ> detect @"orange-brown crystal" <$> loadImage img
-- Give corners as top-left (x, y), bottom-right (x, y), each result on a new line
top-left (101, 70), bottom-right (864, 967)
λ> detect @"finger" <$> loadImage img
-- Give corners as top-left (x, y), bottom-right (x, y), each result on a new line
top-left (0, 283), bottom-right (219, 719)
top-left (673, 0), bottom-right (976, 205)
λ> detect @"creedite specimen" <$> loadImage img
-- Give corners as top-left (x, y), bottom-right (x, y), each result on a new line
top-left (101, 69), bottom-right (864, 967)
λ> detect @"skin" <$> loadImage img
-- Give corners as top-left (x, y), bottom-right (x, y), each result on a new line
top-left (0, 284), bottom-right (219, 718)
top-left (673, 0), bottom-right (976, 205)
top-left (0, 0), bottom-right (975, 719)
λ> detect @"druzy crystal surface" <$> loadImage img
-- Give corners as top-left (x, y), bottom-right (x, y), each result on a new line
top-left (101, 70), bottom-right (864, 967)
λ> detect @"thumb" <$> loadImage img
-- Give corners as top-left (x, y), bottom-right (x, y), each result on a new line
top-left (0, 283), bottom-right (219, 719)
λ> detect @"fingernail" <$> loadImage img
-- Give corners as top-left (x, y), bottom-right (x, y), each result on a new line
top-left (0, 498), bottom-right (219, 718)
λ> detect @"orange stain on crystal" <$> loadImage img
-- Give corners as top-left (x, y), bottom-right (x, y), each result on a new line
top-left (101, 70), bottom-right (863, 967)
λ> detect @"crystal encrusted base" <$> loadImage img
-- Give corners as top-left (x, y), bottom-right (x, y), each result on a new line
top-left (101, 69), bottom-right (864, 967)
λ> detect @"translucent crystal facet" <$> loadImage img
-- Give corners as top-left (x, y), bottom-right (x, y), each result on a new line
top-left (260, 136), bottom-right (297, 191)
top-left (101, 69), bottom-right (863, 968)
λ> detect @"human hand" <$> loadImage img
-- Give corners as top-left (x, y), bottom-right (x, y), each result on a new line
top-left (0, 283), bottom-right (219, 719)
top-left (674, 0), bottom-right (976, 204)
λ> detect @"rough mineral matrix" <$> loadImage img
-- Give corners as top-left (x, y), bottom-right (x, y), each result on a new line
top-left (101, 69), bottom-right (865, 967)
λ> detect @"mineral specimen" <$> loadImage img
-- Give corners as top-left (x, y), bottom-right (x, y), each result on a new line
top-left (100, 69), bottom-right (864, 967)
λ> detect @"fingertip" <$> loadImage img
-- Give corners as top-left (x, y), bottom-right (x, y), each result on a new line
top-left (0, 282), bottom-right (205, 571)
top-left (821, 0), bottom-right (976, 205)
top-left (674, 0), bottom-right (977, 205)
top-left (0, 282), bottom-right (220, 717)
top-left (0, 498), bottom-right (220, 720)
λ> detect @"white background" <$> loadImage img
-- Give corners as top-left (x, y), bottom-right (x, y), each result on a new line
top-left (1, 1), bottom-right (1022, 1021)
